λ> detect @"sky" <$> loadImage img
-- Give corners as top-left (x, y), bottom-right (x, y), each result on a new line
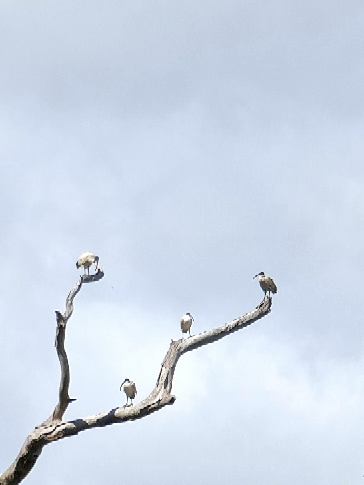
top-left (1, 0), bottom-right (364, 483)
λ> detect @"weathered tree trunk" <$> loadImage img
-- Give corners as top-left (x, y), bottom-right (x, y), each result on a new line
top-left (0, 268), bottom-right (272, 485)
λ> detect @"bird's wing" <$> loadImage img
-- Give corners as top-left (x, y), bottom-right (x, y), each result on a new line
top-left (79, 252), bottom-right (94, 262)
top-left (259, 278), bottom-right (269, 291)
top-left (271, 280), bottom-right (278, 293)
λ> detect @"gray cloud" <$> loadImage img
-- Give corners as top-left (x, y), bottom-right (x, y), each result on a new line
top-left (1, 1), bottom-right (364, 484)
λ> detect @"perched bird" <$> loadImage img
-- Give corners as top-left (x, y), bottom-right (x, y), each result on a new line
top-left (76, 252), bottom-right (99, 275)
top-left (253, 272), bottom-right (277, 296)
top-left (180, 312), bottom-right (194, 337)
top-left (120, 378), bottom-right (137, 406)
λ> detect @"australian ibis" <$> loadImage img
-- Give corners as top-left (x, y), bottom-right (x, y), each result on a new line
top-left (120, 378), bottom-right (137, 406)
top-left (253, 272), bottom-right (277, 296)
top-left (76, 252), bottom-right (99, 275)
top-left (180, 312), bottom-right (194, 337)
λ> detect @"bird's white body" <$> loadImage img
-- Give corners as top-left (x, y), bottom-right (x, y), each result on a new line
top-left (120, 379), bottom-right (137, 406)
top-left (254, 272), bottom-right (277, 296)
top-left (180, 313), bottom-right (193, 337)
top-left (76, 252), bottom-right (99, 274)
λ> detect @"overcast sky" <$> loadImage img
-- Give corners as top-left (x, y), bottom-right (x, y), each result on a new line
top-left (1, 1), bottom-right (364, 483)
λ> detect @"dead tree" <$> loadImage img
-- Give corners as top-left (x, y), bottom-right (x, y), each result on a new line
top-left (0, 269), bottom-right (272, 485)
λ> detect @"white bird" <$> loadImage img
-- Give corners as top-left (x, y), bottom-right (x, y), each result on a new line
top-left (253, 271), bottom-right (277, 297)
top-left (76, 252), bottom-right (99, 275)
top-left (180, 312), bottom-right (194, 337)
top-left (120, 378), bottom-right (137, 406)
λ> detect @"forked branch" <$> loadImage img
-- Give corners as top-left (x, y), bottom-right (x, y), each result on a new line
top-left (0, 274), bottom-right (271, 485)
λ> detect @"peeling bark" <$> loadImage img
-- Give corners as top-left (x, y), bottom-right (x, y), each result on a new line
top-left (0, 273), bottom-right (271, 485)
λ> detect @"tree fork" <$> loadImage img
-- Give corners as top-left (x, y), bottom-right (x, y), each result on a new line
top-left (0, 272), bottom-right (271, 485)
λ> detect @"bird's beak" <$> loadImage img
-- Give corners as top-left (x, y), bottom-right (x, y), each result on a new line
top-left (253, 274), bottom-right (258, 279)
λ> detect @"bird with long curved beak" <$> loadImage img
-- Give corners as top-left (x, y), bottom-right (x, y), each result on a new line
top-left (180, 312), bottom-right (194, 337)
top-left (253, 271), bottom-right (277, 297)
top-left (76, 252), bottom-right (99, 275)
top-left (120, 378), bottom-right (137, 407)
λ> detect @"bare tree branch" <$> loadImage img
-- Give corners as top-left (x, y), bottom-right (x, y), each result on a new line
top-left (0, 280), bottom-right (271, 485)
top-left (46, 268), bottom-right (105, 425)
top-left (0, 269), bottom-right (104, 485)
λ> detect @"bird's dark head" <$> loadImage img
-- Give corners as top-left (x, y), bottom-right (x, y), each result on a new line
top-left (253, 271), bottom-right (265, 279)
top-left (120, 378), bottom-right (130, 390)
top-left (94, 255), bottom-right (99, 267)
top-left (186, 312), bottom-right (194, 320)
